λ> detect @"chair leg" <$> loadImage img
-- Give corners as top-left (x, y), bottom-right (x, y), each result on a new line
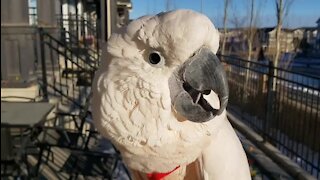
top-left (45, 147), bottom-right (54, 163)
top-left (33, 144), bottom-right (45, 177)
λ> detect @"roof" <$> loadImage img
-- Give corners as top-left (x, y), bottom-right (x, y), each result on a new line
top-left (317, 18), bottom-right (320, 24)
top-left (259, 27), bottom-right (275, 33)
top-left (262, 27), bottom-right (294, 33)
top-left (294, 27), bottom-right (317, 31)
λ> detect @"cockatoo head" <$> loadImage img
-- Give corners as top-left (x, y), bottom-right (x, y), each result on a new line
top-left (92, 9), bottom-right (229, 173)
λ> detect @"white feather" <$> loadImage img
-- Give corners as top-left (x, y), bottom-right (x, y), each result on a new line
top-left (92, 9), bottom-right (251, 179)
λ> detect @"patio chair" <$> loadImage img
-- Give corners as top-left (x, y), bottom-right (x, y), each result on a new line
top-left (1, 127), bottom-right (18, 176)
top-left (30, 106), bottom-right (92, 176)
top-left (31, 92), bottom-right (131, 179)
top-left (1, 127), bottom-right (31, 178)
top-left (1, 96), bottom-right (48, 178)
top-left (34, 124), bottom-right (132, 179)
top-left (59, 143), bottom-right (126, 179)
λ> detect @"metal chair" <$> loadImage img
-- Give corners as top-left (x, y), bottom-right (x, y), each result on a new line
top-left (0, 127), bottom-right (29, 178)
top-left (1, 96), bottom-right (44, 178)
top-left (32, 91), bottom-right (131, 179)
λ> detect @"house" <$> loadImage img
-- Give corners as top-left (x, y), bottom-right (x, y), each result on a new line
top-left (292, 26), bottom-right (318, 54)
top-left (1, 0), bottom-right (131, 98)
top-left (219, 26), bottom-right (318, 60)
top-left (116, 0), bottom-right (132, 27)
top-left (301, 27), bottom-right (318, 45)
top-left (60, 0), bottom-right (132, 42)
top-left (218, 28), bottom-right (247, 53)
top-left (264, 28), bottom-right (295, 54)
top-left (316, 18), bottom-right (320, 50)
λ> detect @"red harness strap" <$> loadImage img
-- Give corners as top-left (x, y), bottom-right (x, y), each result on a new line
top-left (146, 166), bottom-right (180, 180)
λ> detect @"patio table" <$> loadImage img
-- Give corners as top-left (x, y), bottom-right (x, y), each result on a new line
top-left (1, 102), bottom-right (55, 127)
top-left (1, 101), bottom-right (55, 176)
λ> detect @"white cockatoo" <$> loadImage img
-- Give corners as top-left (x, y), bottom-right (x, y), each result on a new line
top-left (92, 9), bottom-right (251, 180)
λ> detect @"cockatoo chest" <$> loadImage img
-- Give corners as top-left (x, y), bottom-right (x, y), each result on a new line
top-left (98, 76), bottom-right (217, 173)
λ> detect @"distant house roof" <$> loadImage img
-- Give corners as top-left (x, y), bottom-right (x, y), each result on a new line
top-left (294, 27), bottom-right (317, 31)
top-left (282, 28), bottom-right (295, 32)
top-left (217, 27), bottom-right (276, 32)
top-left (259, 27), bottom-right (275, 33)
top-left (316, 18), bottom-right (320, 24)
top-left (262, 27), bottom-right (294, 33)
top-left (217, 27), bottom-right (246, 32)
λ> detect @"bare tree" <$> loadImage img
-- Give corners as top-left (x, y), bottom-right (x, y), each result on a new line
top-left (166, 0), bottom-right (171, 11)
top-left (229, 11), bottom-right (246, 29)
top-left (274, 0), bottom-right (294, 66)
top-left (228, 0), bottom-right (262, 58)
top-left (166, 0), bottom-right (176, 11)
top-left (228, 2), bottom-right (247, 54)
top-left (246, 0), bottom-right (257, 61)
top-left (221, 0), bottom-right (231, 56)
top-left (273, 0), bottom-right (294, 89)
top-left (242, 0), bottom-right (258, 101)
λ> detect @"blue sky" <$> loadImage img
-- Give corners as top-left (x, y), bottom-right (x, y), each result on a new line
top-left (130, 0), bottom-right (320, 28)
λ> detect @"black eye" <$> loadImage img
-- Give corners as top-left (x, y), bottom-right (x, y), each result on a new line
top-left (149, 52), bottom-right (161, 64)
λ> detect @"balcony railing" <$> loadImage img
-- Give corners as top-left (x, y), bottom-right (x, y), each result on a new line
top-left (218, 54), bottom-right (320, 178)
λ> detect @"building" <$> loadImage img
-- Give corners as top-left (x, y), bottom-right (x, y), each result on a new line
top-left (1, 0), bottom-right (131, 98)
top-left (219, 28), bottom-right (247, 53)
top-left (264, 28), bottom-right (295, 54)
top-left (315, 18), bottom-right (320, 50)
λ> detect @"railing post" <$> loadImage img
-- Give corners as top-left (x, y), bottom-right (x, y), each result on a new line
top-left (39, 28), bottom-right (49, 101)
top-left (264, 60), bottom-right (274, 142)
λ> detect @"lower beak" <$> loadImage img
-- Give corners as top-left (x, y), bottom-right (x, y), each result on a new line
top-left (169, 47), bottom-right (229, 123)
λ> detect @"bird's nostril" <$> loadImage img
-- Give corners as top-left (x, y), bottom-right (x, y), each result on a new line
top-left (202, 90), bottom-right (211, 95)
top-left (183, 82), bottom-right (201, 103)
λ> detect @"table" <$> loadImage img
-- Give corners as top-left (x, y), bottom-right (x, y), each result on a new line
top-left (1, 102), bottom-right (55, 127)
top-left (1, 102), bottom-right (55, 176)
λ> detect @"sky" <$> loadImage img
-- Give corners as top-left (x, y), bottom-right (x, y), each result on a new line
top-left (129, 0), bottom-right (320, 28)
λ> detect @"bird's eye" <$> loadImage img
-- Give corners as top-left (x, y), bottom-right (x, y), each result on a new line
top-left (149, 52), bottom-right (161, 64)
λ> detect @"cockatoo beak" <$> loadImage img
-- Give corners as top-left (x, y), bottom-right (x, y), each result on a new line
top-left (169, 47), bottom-right (229, 123)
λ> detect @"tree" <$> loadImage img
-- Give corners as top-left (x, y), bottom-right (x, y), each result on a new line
top-left (246, 0), bottom-right (257, 61)
top-left (221, 0), bottom-right (231, 56)
top-left (273, 0), bottom-right (294, 90)
top-left (229, 9), bottom-right (246, 29)
top-left (166, 0), bottom-right (176, 11)
top-left (274, 0), bottom-right (294, 66)
top-left (243, 0), bottom-right (258, 101)
top-left (229, 0), bottom-right (263, 58)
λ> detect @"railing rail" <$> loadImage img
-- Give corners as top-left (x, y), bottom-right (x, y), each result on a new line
top-left (61, 29), bottom-right (99, 64)
top-left (44, 31), bottom-right (97, 69)
top-left (218, 54), bottom-right (320, 178)
top-left (39, 28), bottom-right (96, 109)
top-left (57, 15), bottom-right (99, 53)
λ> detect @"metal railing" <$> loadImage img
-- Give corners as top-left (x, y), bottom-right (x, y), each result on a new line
top-left (28, 9), bottom-right (100, 60)
top-left (38, 28), bottom-right (97, 108)
top-left (218, 55), bottom-right (320, 178)
top-left (57, 15), bottom-right (99, 52)
top-left (60, 28), bottom-right (99, 65)
top-left (36, 27), bottom-right (132, 179)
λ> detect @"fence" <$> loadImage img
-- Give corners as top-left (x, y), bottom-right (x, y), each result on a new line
top-left (57, 15), bottom-right (99, 52)
top-left (38, 28), bottom-right (97, 108)
top-left (218, 55), bottom-right (320, 178)
top-left (28, 9), bottom-right (100, 61)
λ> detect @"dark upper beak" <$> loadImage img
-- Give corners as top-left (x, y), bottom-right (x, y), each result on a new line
top-left (169, 47), bottom-right (229, 123)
